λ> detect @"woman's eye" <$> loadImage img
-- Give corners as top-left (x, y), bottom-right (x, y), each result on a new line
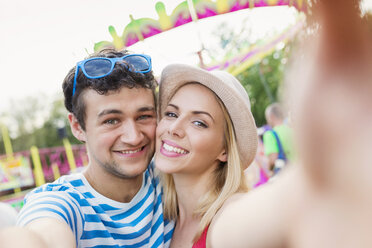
top-left (193, 121), bottom-right (208, 128)
top-left (165, 112), bottom-right (177, 118)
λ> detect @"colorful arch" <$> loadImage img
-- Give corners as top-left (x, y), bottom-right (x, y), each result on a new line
top-left (94, 0), bottom-right (307, 51)
top-left (207, 16), bottom-right (305, 75)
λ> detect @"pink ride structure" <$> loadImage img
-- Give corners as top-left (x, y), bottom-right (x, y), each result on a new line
top-left (0, 144), bottom-right (88, 211)
top-left (94, 0), bottom-right (307, 52)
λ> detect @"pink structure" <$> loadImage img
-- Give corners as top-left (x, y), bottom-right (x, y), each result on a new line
top-left (0, 144), bottom-right (88, 184)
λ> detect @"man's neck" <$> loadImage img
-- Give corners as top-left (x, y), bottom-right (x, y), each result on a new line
top-left (83, 165), bottom-right (143, 203)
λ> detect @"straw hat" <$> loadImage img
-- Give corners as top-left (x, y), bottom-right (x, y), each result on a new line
top-left (159, 64), bottom-right (258, 169)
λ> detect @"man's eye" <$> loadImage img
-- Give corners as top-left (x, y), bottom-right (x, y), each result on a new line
top-left (104, 119), bottom-right (118, 125)
top-left (165, 112), bottom-right (177, 118)
top-left (138, 115), bottom-right (154, 120)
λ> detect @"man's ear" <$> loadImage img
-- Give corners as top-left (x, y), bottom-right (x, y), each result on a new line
top-left (217, 149), bottom-right (227, 163)
top-left (68, 113), bottom-right (86, 142)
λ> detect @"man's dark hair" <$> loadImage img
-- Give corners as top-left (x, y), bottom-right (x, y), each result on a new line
top-left (62, 49), bottom-right (157, 130)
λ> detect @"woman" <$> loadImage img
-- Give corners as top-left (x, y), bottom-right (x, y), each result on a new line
top-left (155, 64), bottom-right (258, 247)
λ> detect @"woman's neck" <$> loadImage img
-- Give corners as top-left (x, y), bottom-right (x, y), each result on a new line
top-left (170, 170), bottom-right (215, 248)
top-left (173, 167), bottom-right (215, 226)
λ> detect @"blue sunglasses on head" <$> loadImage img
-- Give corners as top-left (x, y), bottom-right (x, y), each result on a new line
top-left (72, 54), bottom-right (152, 96)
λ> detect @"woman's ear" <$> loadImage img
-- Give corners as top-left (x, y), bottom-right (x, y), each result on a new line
top-left (68, 113), bottom-right (86, 142)
top-left (217, 149), bottom-right (227, 163)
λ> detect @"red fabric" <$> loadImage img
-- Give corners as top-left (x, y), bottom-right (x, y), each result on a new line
top-left (192, 225), bottom-right (209, 248)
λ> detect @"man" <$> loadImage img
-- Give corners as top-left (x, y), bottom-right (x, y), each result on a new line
top-left (263, 102), bottom-right (294, 173)
top-left (13, 49), bottom-right (174, 247)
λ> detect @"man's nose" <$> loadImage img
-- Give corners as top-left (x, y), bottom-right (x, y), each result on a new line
top-left (120, 120), bottom-right (144, 146)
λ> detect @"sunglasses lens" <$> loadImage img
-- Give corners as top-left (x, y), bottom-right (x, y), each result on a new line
top-left (84, 59), bottom-right (112, 77)
top-left (123, 56), bottom-right (150, 72)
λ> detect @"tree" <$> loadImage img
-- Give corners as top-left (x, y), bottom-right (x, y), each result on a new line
top-left (208, 15), bottom-right (296, 127)
top-left (237, 47), bottom-right (290, 126)
top-left (0, 94), bottom-right (80, 155)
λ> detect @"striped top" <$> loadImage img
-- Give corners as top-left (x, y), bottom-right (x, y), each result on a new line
top-left (17, 163), bottom-right (174, 248)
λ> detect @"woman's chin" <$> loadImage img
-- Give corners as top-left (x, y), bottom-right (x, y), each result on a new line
top-left (154, 155), bottom-right (176, 174)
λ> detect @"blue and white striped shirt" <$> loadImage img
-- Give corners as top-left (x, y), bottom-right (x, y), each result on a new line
top-left (17, 163), bottom-right (174, 247)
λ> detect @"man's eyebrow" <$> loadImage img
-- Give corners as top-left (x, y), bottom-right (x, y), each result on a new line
top-left (98, 109), bottom-right (123, 117)
top-left (168, 103), bottom-right (214, 122)
top-left (97, 106), bottom-right (155, 117)
top-left (138, 106), bottom-right (156, 112)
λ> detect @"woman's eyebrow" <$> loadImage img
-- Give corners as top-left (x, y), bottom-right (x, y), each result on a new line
top-left (168, 103), bottom-right (214, 122)
top-left (192, 111), bottom-right (214, 122)
top-left (168, 103), bottom-right (179, 110)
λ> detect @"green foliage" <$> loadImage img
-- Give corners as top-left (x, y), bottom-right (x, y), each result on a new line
top-left (209, 18), bottom-right (295, 127)
top-left (237, 46), bottom-right (291, 127)
top-left (0, 96), bottom-right (80, 155)
top-left (0, 134), bottom-right (4, 155)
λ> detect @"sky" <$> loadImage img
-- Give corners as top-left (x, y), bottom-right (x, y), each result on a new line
top-left (0, 0), bottom-right (371, 115)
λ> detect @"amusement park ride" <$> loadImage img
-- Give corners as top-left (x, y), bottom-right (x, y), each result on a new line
top-left (95, 0), bottom-right (306, 75)
top-left (0, 124), bottom-right (88, 211)
top-left (0, 0), bottom-right (307, 211)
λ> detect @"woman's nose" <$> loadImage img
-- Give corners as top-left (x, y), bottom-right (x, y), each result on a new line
top-left (168, 118), bottom-right (185, 138)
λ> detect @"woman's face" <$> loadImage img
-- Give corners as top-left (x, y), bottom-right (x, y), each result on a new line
top-left (155, 83), bottom-right (227, 175)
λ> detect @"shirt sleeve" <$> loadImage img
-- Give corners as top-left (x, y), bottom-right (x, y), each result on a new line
top-left (16, 190), bottom-right (84, 244)
top-left (263, 131), bottom-right (279, 155)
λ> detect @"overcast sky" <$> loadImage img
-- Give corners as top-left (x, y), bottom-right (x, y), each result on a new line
top-left (1, 0), bottom-right (371, 114)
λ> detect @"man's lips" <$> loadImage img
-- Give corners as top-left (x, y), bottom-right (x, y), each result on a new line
top-left (113, 145), bottom-right (147, 157)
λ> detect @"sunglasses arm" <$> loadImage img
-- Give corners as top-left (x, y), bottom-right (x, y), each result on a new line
top-left (72, 65), bottom-right (80, 96)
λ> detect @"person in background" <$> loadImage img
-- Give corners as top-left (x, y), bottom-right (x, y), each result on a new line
top-left (263, 102), bottom-right (294, 174)
top-left (244, 125), bottom-right (272, 188)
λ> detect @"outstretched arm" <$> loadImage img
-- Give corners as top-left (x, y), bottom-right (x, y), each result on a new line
top-left (208, 1), bottom-right (372, 247)
top-left (0, 218), bottom-right (75, 248)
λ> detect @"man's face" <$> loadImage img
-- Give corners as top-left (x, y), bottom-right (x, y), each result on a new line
top-left (78, 87), bottom-right (156, 179)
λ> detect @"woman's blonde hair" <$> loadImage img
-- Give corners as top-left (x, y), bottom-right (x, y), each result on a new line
top-left (161, 83), bottom-right (249, 242)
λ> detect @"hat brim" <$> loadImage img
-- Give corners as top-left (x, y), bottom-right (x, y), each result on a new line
top-left (159, 64), bottom-right (258, 169)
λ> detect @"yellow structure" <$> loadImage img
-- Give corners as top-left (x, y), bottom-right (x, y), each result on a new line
top-left (63, 138), bottom-right (77, 172)
top-left (30, 146), bottom-right (45, 187)
top-left (1, 124), bottom-right (14, 161)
